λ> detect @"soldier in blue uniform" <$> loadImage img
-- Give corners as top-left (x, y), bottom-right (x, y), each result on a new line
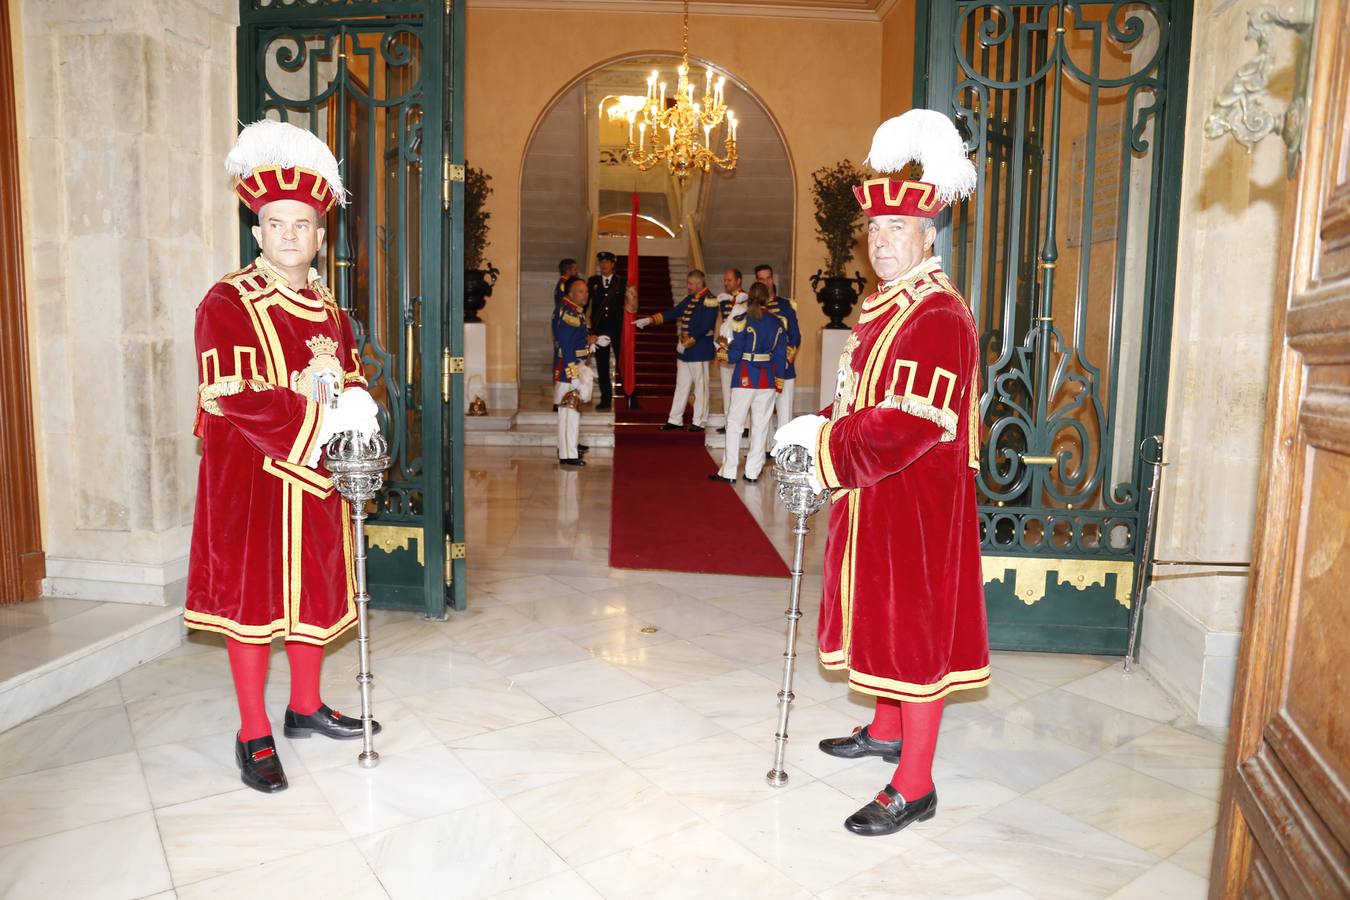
top-left (754, 264), bottom-right (801, 432)
top-left (715, 268), bottom-right (746, 432)
top-left (710, 282), bottom-right (787, 483)
top-left (587, 251), bottom-right (626, 410)
top-left (636, 269), bottom-right (719, 432)
top-left (552, 257), bottom-right (579, 341)
top-left (554, 275), bottom-right (607, 466)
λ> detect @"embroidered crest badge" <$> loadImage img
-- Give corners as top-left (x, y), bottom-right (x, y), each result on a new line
top-left (291, 334), bottom-right (342, 407)
top-left (833, 333), bottom-right (861, 418)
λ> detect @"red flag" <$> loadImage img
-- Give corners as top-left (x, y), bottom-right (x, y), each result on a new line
top-left (620, 192), bottom-right (640, 394)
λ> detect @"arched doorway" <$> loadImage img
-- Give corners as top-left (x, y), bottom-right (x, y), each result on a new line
top-left (515, 53), bottom-right (795, 410)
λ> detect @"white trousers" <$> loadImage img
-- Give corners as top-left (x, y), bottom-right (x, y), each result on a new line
top-left (554, 381), bottom-right (580, 459)
top-left (719, 363), bottom-right (734, 417)
top-left (667, 359), bottom-right (710, 426)
top-left (720, 388), bottom-right (777, 480)
top-left (775, 377), bottom-right (796, 433)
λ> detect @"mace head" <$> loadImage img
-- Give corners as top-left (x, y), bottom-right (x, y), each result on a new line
top-left (324, 431), bottom-right (391, 504)
top-left (773, 444), bottom-right (829, 517)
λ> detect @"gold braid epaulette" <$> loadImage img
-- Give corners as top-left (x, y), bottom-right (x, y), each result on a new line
top-left (199, 379), bottom-right (273, 416)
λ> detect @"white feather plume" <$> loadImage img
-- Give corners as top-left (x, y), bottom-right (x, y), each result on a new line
top-left (225, 119), bottom-right (347, 207)
top-left (863, 109), bottom-right (976, 204)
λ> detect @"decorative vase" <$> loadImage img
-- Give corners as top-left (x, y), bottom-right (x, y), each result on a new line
top-left (811, 270), bottom-right (867, 329)
top-left (464, 263), bottom-right (499, 323)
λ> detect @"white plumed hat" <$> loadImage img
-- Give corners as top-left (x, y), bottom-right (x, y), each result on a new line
top-left (226, 119), bottom-right (346, 215)
top-left (854, 109), bottom-right (977, 217)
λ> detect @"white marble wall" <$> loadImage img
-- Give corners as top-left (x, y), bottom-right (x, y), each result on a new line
top-left (1141, 0), bottom-right (1296, 724)
top-left (18, 0), bottom-right (238, 604)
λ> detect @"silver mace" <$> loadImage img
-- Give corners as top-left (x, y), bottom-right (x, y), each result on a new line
top-left (767, 443), bottom-right (829, 787)
top-left (325, 430), bottom-right (390, 768)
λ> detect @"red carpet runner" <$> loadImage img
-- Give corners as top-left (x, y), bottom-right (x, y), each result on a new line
top-left (614, 255), bottom-right (677, 425)
top-left (609, 428), bottom-right (789, 578)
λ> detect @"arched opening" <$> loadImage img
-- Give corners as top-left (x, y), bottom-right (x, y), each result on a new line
top-left (515, 53), bottom-right (795, 411)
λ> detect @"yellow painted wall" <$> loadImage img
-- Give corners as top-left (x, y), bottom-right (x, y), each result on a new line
top-left (466, 8), bottom-right (890, 394)
top-left (880, 0), bottom-right (916, 117)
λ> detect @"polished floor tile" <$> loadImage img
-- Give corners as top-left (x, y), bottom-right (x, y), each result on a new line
top-left (1105, 725), bottom-right (1226, 801)
top-left (174, 840), bottom-right (387, 900)
top-left (1107, 859), bottom-right (1209, 899)
top-left (512, 658), bottom-right (652, 716)
top-left (505, 764), bottom-right (700, 866)
top-left (0, 702), bottom-right (134, 777)
top-left (401, 677), bottom-right (553, 743)
top-left (563, 691), bottom-right (725, 762)
top-left (450, 716), bottom-right (618, 797)
top-left (356, 799), bottom-right (569, 900)
top-left (154, 775), bottom-right (349, 885)
top-left (819, 835), bottom-right (1036, 899)
top-left (0, 750), bottom-right (151, 847)
top-left (0, 810), bottom-right (172, 900)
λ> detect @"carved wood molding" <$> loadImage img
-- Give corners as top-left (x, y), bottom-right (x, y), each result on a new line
top-left (0, 3), bottom-right (44, 603)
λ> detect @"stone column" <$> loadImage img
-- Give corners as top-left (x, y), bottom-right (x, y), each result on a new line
top-left (18, 0), bottom-right (238, 604)
top-left (1141, 0), bottom-right (1293, 724)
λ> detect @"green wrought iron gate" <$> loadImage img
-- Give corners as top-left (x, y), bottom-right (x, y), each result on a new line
top-left (237, 0), bottom-right (467, 616)
top-left (916, 1), bottom-right (1191, 653)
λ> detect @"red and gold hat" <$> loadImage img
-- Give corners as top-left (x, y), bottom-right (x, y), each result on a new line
top-left (225, 119), bottom-right (346, 216)
top-left (853, 110), bottom-right (976, 219)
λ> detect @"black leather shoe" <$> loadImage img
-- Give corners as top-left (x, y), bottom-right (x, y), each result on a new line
top-left (659, 423), bottom-right (683, 431)
top-left (283, 704), bottom-right (382, 741)
top-left (707, 474), bottom-right (735, 483)
top-left (559, 457), bottom-right (586, 467)
top-left (687, 424), bottom-right (705, 433)
top-left (579, 443), bottom-right (590, 452)
top-left (716, 426), bottom-right (727, 434)
top-left (844, 786), bottom-right (937, 836)
top-left (236, 734), bottom-right (288, 793)
top-left (744, 475), bottom-right (759, 483)
top-left (818, 726), bottom-right (901, 763)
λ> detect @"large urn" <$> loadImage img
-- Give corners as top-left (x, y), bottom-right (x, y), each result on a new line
top-left (811, 270), bottom-right (867, 330)
top-left (464, 263), bottom-right (499, 323)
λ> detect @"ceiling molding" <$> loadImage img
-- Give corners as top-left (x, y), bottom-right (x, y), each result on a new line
top-left (466, 0), bottom-right (890, 23)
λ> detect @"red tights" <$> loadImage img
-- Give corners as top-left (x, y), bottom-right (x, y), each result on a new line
top-left (225, 639), bottom-right (326, 741)
top-left (867, 695), bottom-right (945, 801)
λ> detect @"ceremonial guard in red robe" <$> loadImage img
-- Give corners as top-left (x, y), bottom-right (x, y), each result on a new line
top-left (188, 120), bottom-right (382, 794)
top-left (774, 109), bottom-right (988, 836)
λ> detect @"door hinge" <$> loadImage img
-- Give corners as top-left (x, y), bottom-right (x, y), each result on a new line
top-left (440, 350), bottom-right (464, 404)
top-left (443, 537), bottom-right (465, 586)
top-left (441, 153), bottom-right (464, 211)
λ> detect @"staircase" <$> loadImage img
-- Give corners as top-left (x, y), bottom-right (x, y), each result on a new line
top-left (615, 255), bottom-right (677, 424)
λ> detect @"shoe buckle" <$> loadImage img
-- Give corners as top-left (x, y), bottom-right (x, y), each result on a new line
top-left (874, 791), bottom-right (893, 808)
top-left (251, 746), bottom-right (276, 761)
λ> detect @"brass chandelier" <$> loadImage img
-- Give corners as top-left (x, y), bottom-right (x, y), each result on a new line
top-left (620, 0), bottom-right (738, 184)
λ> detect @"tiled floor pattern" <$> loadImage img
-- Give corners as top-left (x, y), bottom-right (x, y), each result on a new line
top-left (0, 446), bottom-right (1224, 899)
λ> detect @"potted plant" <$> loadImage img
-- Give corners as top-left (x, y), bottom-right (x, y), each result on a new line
top-left (464, 164), bottom-right (498, 323)
top-left (809, 159), bottom-right (867, 329)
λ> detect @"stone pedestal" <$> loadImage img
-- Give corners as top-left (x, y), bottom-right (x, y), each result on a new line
top-left (818, 327), bottom-right (851, 404)
top-left (464, 321), bottom-right (488, 414)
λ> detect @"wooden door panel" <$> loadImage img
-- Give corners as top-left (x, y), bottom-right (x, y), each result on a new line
top-left (1213, 1), bottom-right (1350, 897)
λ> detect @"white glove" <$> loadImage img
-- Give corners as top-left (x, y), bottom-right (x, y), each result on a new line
top-left (595, 334), bottom-right (612, 347)
top-left (676, 342), bottom-right (685, 355)
top-left (716, 292), bottom-right (732, 304)
top-left (574, 364), bottom-right (597, 403)
top-left (309, 388), bottom-right (380, 466)
top-left (771, 414), bottom-right (829, 492)
top-left (635, 317), bottom-right (652, 330)
top-left (735, 290), bottom-right (748, 303)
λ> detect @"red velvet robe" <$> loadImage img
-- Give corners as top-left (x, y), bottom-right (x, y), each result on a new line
top-left (186, 258), bottom-right (363, 646)
top-left (813, 257), bottom-right (989, 702)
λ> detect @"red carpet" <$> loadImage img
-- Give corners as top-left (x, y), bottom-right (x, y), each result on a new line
top-left (609, 428), bottom-right (789, 578)
top-left (615, 255), bottom-right (677, 425)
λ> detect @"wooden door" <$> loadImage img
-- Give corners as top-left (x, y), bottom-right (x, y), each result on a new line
top-left (0, 0), bottom-right (44, 604)
top-left (1210, 2), bottom-right (1350, 896)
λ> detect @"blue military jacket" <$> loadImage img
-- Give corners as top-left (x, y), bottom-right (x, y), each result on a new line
top-left (727, 312), bottom-right (787, 390)
top-left (554, 296), bottom-right (592, 382)
top-left (551, 276), bottom-right (568, 341)
top-left (653, 287), bottom-right (719, 363)
top-left (766, 295), bottom-right (801, 378)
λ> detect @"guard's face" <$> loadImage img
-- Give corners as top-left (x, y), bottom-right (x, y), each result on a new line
top-left (599, 259), bottom-right (616, 276)
top-left (687, 274), bottom-right (704, 294)
top-left (868, 214), bottom-right (935, 282)
top-left (569, 280), bottom-right (589, 305)
top-left (723, 269), bottom-right (741, 294)
top-left (755, 269), bottom-right (775, 295)
top-left (565, 262), bottom-right (580, 279)
top-left (252, 200), bottom-right (324, 271)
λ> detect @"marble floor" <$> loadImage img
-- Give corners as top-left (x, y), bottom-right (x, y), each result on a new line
top-left (0, 446), bottom-right (1226, 899)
